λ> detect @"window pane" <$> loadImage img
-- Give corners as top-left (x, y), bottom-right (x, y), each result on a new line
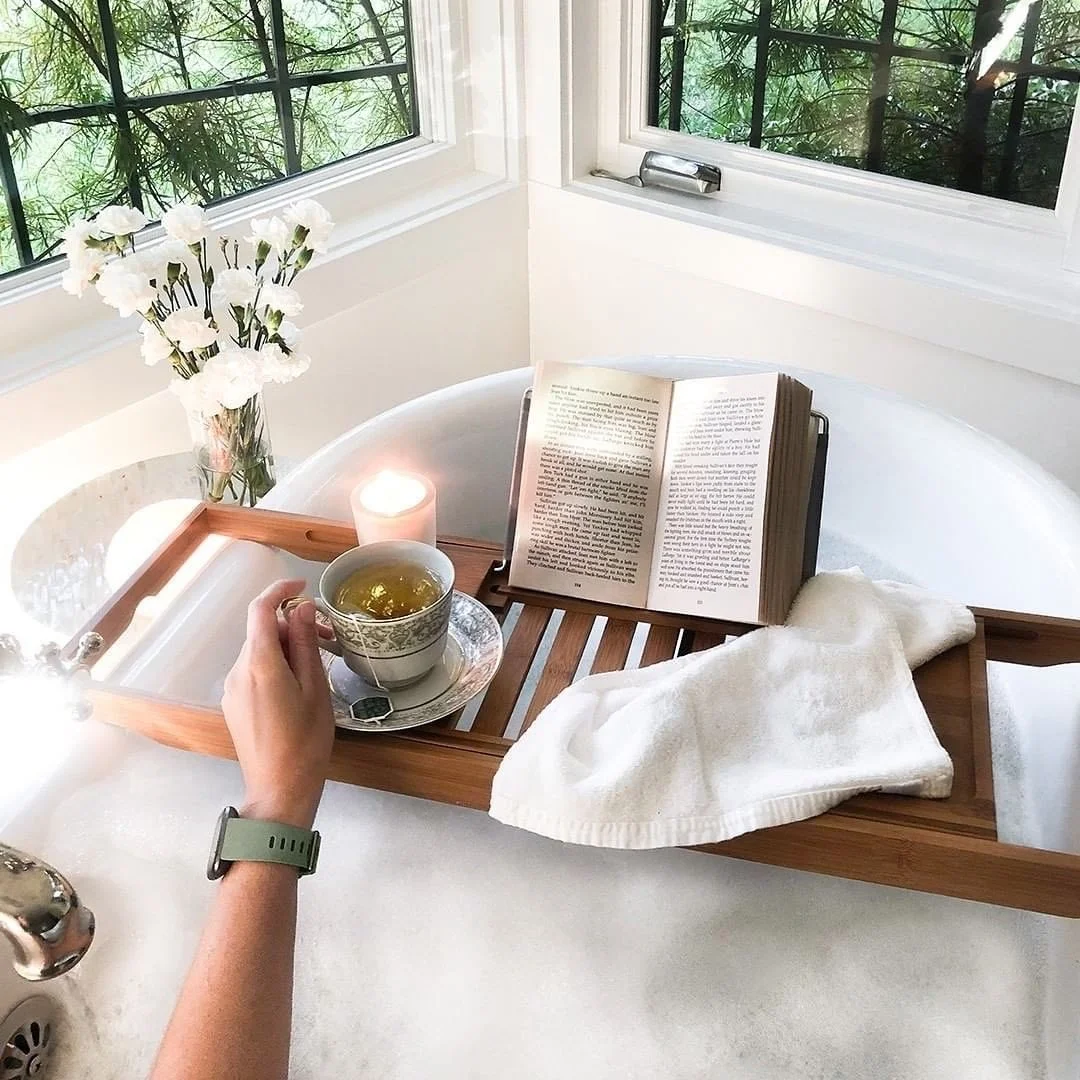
top-left (292, 78), bottom-right (412, 169)
top-left (282, 0), bottom-right (409, 75)
top-left (132, 94), bottom-right (286, 214)
top-left (763, 44), bottom-right (872, 167)
top-left (0, 199), bottom-right (19, 275)
top-left (114, 0), bottom-right (273, 95)
top-left (0, 0), bottom-right (417, 279)
top-left (649, 0), bottom-right (1080, 208)
top-left (11, 116), bottom-right (120, 260)
top-left (0, 0), bottom-right (111, 110)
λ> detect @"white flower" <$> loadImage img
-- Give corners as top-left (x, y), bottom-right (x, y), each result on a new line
top-left (162, 203), bottom-right (208, 246)
top-left (157, 238), bottom-right (193, 269)
top-left (93, 205), bottom-right (148, 238)
top-left (139, 322), bottom-right (175, 366)
top-left (61, 218), bottom-right (109, 295)
top-left (61, 218), bottom-right (97, 259)
top-left (259, 342), bottom-right (310, 384)
top-left (213, 267), bottom-right (258, 308)
top-left (276, 320), bottom-right (302, 347)
top-left (61, 248), bottom-right (107, 297)
top-left (202, 348), bottom-right (265, 409)
top-left (125, 240), bottom-right (189, 286)
top-left (95, 260), bottom-right (157, 316)
top-left (247, 216), bottom-right (291, 254)
top-left (160, 306), bottom-right (219, 351)
top-left (260, 282), bottom-right (303, 317)
top-left (283, 199), bottom-right (333, 252)
top-left (170, 372), bottom-right (224, 418)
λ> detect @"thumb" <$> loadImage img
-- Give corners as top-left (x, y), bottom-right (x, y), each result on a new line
top-left (286, 600), bottom-right (324, 694)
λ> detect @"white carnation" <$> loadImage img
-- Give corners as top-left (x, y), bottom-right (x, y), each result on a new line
top-left (93, 205), bottom-right (148, 238)
top-left (259, 342), bottom-right (310, 384)
top-left (162, 203), bottom-right (208, 246)
top-left (157, 238), bottom-right (193, 270)
top-left (139, 323), bottom-right (175, 366)
top-left (95, 260), bottom-right (157, 316)
top-left (276, 321), bottom-right (302, 347)
top-left (260, 282), bottom-right (303, 317)
top-left (160, 306), bottom-right (219, 351)
top-left (213, 267), bottom-right (258, 308)
top-left (126, 240), bottom-right (188, 286)
top-left (61, 218), bottom-right (97, 259)
top-left (61, 218), bottom-right (108, 295)
top-left (283, 199), bottom-right (334, 252)
top-left (202, 348), bottom-right (265, 409)
top-left (61, 248), bottom-right (107, 297)
top-left (247, 216), bottom-right (291, 254)
top-left (170, 372), bottom-right (223, 418)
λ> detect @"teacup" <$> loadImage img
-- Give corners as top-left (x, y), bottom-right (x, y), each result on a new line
top-left (315, 540), bottom-right (455, 688)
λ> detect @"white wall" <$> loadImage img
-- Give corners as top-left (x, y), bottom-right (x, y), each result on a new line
top-left (528, 184), bottom-right (1080, 494)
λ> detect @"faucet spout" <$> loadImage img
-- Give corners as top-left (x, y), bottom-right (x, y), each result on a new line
top-left (0, 844), bottom-right (95, 980)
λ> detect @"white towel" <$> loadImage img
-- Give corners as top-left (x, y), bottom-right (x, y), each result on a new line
top-left (489, 569), bottom-right (975, 849)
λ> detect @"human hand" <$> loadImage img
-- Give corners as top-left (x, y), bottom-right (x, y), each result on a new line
top-left (222, 578), bottom-right (335, 831)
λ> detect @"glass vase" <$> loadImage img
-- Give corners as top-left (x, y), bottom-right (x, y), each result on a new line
top-left (190, 391), bottom-right (277, 506)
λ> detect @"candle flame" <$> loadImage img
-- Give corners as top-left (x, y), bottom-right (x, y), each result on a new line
top-left (357, 470), bottom-right (428, 517)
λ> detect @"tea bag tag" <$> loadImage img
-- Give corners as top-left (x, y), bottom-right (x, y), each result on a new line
top-left (349, 696), bottom-right (394, 724)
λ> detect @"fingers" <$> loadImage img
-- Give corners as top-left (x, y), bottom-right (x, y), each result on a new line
top-left (286, 600), bottom-right (324, 696)
top-left (247, 578), bottom-right (308, 657)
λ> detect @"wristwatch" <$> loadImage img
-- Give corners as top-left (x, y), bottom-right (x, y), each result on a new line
top-left (207, 806), bottom-right (321, 880)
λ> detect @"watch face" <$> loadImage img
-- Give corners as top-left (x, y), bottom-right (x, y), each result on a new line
top-left (206, 806), bottom-right (238, 880)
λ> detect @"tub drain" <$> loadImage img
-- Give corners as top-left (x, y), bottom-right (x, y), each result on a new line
top-left (1, 997), bottom-right (56, 1080)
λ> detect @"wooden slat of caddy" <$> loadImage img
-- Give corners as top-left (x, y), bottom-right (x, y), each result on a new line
top-left (640, 625), bottom-right (680, 667)
top-left (470, 605), bottom-right (553, 736)
top-left (975, 606), bottom-right (1080, 666)
top-left (590, 619), bottom-right (636, 674)
top-left (87, 683), bottom-right (1080, 918)
top-left (689, 631), bottom-right (727, 653)
top-left (519, 611), bottom-right (594, 733)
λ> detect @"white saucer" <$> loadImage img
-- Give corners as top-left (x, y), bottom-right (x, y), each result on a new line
top-left (324, 592), bottom-right (503, 733)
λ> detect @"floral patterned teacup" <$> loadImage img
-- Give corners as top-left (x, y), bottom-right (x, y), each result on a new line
top-left (315, 540), bottom-right (455, 688)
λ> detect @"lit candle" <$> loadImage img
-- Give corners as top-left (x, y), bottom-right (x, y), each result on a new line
top-left (350, 469), bottom-right (437, 546)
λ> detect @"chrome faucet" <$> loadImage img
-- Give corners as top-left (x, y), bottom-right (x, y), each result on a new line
top-left (0, 631), bottom-right (102, 980)
top-left (0, 845), bottom-right (95, 980)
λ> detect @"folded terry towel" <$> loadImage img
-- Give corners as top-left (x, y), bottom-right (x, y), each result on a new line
top-left (489, 569), bottom-right (975, 849)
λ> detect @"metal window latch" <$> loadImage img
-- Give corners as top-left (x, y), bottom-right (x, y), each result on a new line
top-left (592, 151), bottom-right (721, 196)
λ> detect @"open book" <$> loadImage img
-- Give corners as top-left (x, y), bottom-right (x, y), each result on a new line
top-left (508, 361), bottom-right (821, 625)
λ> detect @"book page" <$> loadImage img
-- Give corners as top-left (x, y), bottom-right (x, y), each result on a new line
top-left (509, 361), bottom-right (672, 607)
top-left (646, 373), bottom-right (779, 623)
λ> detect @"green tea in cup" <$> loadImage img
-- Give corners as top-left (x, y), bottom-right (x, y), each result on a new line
top-left (334, 560), bottom-right (445, 620)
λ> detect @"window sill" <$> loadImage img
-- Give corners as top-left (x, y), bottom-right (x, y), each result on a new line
top-left (550, 176), bottom-right (1080, 386)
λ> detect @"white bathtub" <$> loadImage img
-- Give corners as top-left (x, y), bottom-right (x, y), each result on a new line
top-left (6, 357), bottom-right (1080, 1079)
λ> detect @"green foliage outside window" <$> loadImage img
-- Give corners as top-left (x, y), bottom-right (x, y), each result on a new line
top-left (652, 0), bottom-right (1080, 207)
top-left (0, 0), bottom-right (414, 277)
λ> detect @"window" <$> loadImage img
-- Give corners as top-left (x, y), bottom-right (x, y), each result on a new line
top-left (648, 0), bottom-right (1080, 208)
top-left (0, 0), bottom-right (417, 278)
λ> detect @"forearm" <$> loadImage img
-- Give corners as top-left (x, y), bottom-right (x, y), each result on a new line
top-left (150, 861), bottom-right (299, 1080)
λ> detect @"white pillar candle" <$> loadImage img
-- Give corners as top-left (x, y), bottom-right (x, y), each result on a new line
top-left (350, 469), bottom-right (437, 546)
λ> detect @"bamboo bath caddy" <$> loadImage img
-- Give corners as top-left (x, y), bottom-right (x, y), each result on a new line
top-left (67, 503), bottom-right (1080, 918)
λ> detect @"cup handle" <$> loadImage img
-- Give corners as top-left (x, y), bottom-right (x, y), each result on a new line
top-left (312, 598), bottom-right (344, 657)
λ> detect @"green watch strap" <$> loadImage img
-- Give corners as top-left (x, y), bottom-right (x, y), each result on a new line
top-left (208, 806), bottom-right (320, 879)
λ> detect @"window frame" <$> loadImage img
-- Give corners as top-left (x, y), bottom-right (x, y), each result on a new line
top-left (605, 0), bottom-right (1080, 261)
top-left (525, 0), bottom-right (1080, 382)
top-left (1, 0), bottom-right (522, 387)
